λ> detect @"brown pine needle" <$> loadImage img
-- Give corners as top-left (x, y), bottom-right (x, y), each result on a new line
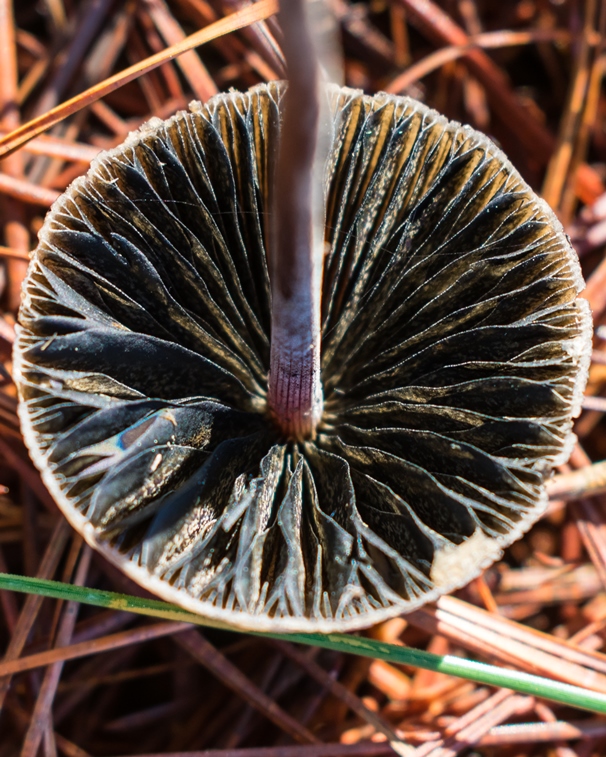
top-left (0, 621), bottom-right (192, 678)
top-left (0, 173), bottom-right (60, 207)
top-left (0, 131), bottom-right (100, 163)
top-left (547, 460), bottom-right (606, 501)
top-left (385, 28), bottom-right (571, 94)
top-left (542, 0), bottom-right (600, 212)
top-left (0, 245), bottom-right (30, 261)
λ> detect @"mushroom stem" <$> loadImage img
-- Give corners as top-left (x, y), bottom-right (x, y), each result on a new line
top-left (267, 0), bottom-right (325, 441)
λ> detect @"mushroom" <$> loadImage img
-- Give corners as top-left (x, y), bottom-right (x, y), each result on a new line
top-left (13, 78), bottom-right (592, 632)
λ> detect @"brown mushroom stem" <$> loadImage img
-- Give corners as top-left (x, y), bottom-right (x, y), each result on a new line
top-left (267, 0), bottom-right (325, 441)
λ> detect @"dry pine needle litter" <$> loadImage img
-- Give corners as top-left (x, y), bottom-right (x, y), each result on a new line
top-left (13, 82), bottom-right (592, 632)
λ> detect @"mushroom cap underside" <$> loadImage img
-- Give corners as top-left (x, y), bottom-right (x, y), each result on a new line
top-left (14, 82), bottom-right (592, 632)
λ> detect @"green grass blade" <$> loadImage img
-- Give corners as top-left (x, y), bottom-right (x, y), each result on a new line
top-left (1, 571), bottom-right (605, 715)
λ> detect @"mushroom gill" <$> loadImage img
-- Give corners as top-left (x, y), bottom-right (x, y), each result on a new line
top-left (14, 82), bottom-right (592, 632)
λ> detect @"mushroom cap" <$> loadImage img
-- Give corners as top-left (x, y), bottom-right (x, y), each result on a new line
top-left (14, 82), bottom-right (592, 632)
